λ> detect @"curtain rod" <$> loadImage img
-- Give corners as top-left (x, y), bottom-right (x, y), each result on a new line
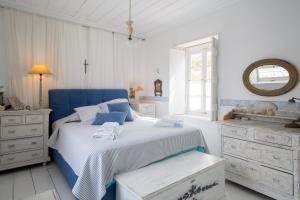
top-left (0, 5), bottom-right (146, 41)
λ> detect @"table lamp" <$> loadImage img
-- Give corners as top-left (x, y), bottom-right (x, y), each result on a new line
top-left (285, 97), bottom-right (300, 128)
top-left (28, 64), bottom-right (52, 108)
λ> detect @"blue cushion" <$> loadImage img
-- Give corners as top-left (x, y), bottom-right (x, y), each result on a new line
top-left (107, 102), bottom-right (134, 122)
top-left (92, 112), bottom-right (127, 125)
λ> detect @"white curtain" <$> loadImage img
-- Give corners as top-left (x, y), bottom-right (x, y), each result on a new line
top-left (1, 8), bottom-right (146, 108)
top-left (87, 28), bottom-right (114, 88)
top-left (113, 34), bottom-right (146, 89)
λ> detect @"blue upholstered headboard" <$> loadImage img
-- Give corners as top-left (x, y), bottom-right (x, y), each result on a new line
top-left (48, 89), bottom-right (128, 124)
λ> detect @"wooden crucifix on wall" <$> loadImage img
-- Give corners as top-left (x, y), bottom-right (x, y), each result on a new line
top-left (83, 59), bottom-right (89, 74)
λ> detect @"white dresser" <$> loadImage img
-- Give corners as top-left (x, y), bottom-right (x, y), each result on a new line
top-left (220, 119), bottom-right (300, 200)
top-left (0, 109), bottom-right (51, 171)
top-left (116, 151), bottom-right (225, 200)
top-left (130, 101), bottom-right (156, 118)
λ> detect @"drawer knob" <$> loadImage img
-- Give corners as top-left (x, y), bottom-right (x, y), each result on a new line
top-left (249, 167), bottom-right (256, 171)
top-left (8, 119), bottom-right (15, 122)
top-left (8, 130), bottom-right (16, 134)
top-left (266, 136), bottom-right (275, 140)
top-left (250, 147), bottom-right (258, 151)
top-left (7, 157), bottom-right (15, 161)
top-left (8, 144), bottom-right (15, 148)
top-left (272, 178), bottom-right (280, 184)
top-left (273, 155), bottom-right (281, 161)
top-left (31, 141), bottom-right (38, 145)
top-left (230, 164), bottom-right (236, 168)
top-left (231, 145), bottom-right (237, 149)
top-left (31, 153), bottom-right (38, 157)
top-left (31, 128), bottom-right (38, 132)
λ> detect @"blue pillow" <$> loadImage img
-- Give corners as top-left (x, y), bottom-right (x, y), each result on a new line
top-left (107, 102), bottom-right (134, 122)
top-left (92, 112), bottom-right (127, 125)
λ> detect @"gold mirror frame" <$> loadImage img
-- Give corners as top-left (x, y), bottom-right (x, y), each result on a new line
top-left (243, 59), bottom-right (298, 96)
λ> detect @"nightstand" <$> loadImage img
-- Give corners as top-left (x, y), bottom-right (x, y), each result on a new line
top-left (0, 109), bottom-right (51, 171)
top-left (130, 101), bottom-right (156, 118)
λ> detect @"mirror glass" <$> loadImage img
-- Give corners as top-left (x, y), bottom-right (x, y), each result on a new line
top-left (243, 59), bottom-right (298, 96)
top-left (249, 65), bottom-right (290, 90)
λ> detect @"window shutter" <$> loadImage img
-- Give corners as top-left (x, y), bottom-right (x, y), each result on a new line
top-left (169, 49), bottom-right (186, 115)
top-left (210, 38), bottom-right (218, 121)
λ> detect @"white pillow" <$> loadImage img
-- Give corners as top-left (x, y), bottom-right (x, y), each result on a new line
top-left (74, 105), bottom-right (102, 124)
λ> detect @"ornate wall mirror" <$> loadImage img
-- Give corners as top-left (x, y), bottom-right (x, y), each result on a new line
top-left (243, 59), bottom-right (298, 96)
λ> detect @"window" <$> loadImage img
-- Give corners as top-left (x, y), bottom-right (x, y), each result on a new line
top-left (186, 43), bottom-right (212, 117)
top-left (169, 36), bottom-right (217, 120)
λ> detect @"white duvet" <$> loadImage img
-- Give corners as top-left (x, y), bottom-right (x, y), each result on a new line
top-left (48, 117), bottom-right (207, 200)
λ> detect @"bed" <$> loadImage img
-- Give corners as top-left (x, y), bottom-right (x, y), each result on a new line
top-left (48, 89), bottom-right (207, 200)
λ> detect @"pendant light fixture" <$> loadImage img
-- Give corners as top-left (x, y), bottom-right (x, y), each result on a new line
top-left (127, 0), bottom-right (133, 40)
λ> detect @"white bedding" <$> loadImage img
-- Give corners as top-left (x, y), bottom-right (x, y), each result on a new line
top-left (49, 117), bottom-right (207, 200)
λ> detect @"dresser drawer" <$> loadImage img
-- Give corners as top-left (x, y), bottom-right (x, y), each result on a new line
top-left (222, 125), bottom-right (251, 139)
top-left (224, 155), bottom-right (243, 175)
top-left (243, 162), bottom-right (261, 181)
top-left (0, 137), bottom-right (43, 154)
top-left (1, 124), bottom-right (43, 139)
top-left (254, 130), bottom-right (292, 147)
top-left (262, 146), bottom-right (293, 171)
top-left (223, 137), bottom-right (244, 157)
top-left (0, 150), bottom-right (43, 165)
top-left (1, 116), bottom-right (23, 126)
top-left (261, 167), bottom-right (293, 195)
top-left (25, 115), bottom-right (43, 124)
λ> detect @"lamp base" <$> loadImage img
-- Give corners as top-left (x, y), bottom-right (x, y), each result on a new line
top-left (285, 121), bottom-right (300, 128)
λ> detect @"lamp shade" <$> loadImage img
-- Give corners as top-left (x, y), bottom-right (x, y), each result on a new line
top-left (29, 64), bottom-right (52, 75)
top-left (135, 85), bottom-right (144, 92)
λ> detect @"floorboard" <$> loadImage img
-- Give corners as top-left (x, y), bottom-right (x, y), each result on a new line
top-left (0, 162), bottom-right (274, 200)
top-left (0, 171), bottom-right (13, 200)
top-left (31, 166), bottom-right (55, 194)
top-left (13, 169), bottom-right (35, 200)
top-left (47, 163), bottom-right (76, 200)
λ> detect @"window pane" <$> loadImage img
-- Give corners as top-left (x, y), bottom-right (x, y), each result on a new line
top-left (189, 81), bottom-right (201, 96)
top-left (191, 53), bottom-right (203, 68)
top-left (190, 68), bottom-right (202, 81)
top-left (188, 97), bottom-right (201, 111)
top-left (206, 66), bottom-right (211, 80)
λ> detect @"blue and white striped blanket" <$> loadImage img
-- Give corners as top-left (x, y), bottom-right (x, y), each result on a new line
top-left (49, 117), bottom-right (207, 200)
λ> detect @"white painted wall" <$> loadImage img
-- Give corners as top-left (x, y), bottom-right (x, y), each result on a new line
top-left (144, 0), bottom-right (300, 156)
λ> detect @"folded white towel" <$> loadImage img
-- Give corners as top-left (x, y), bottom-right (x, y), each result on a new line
top-left (155, 117), bottom-right (184, 128)
top-left (93, 122), bottom-right (123, 140)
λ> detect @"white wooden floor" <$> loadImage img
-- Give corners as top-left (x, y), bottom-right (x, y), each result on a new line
top-left (0, 162), bottom-right (274, 200)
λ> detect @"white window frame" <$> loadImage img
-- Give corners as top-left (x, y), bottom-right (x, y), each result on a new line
top-left (184, 42), bottom-right (214, 119)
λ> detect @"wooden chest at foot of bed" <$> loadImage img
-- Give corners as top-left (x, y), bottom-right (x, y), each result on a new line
top-left (115, 151), bottom-right (225, 200)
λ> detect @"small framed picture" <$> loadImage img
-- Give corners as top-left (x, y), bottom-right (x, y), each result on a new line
top-left (154, 79), bottom-right (162, 96)
top-left (0, 92), bottom-right (3, 106)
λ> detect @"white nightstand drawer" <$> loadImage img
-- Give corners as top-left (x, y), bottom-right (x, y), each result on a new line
top-left (262, 146), bottom-right (293, 171)
top-left (1, 115), bottom-right (23, 126)
top-left (0, 149), bottom-right (43, 165)
top-left (1, 124), bottom-right (43, 139)
top-left (222, 125), bottom-right (251, 139)
top-left (26, 115), bottom-right (43, 124)
top-left (0, 137), bottom-right (43, 154)
top-left (254, 130), bottom-right (292, 147)
top-left (261, 167), bottom-right (293, 195)
top-left (140, 104), bottom-right (155, 114)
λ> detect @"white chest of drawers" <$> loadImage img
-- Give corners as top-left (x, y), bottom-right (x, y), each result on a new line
top-left (0, 109), bottom-right (51, 171)
top-left (130, 101), bottom-right (156, 118)
top-left (220, 119), bottom-right (300, 200)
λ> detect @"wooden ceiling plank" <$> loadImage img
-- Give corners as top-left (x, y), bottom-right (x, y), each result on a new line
top-left (87, 0), bottom-right (123, 22)
top-left (73, 0), bottom-right (105, 19)
top-left (47, 0), bottom-right (69, 12)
